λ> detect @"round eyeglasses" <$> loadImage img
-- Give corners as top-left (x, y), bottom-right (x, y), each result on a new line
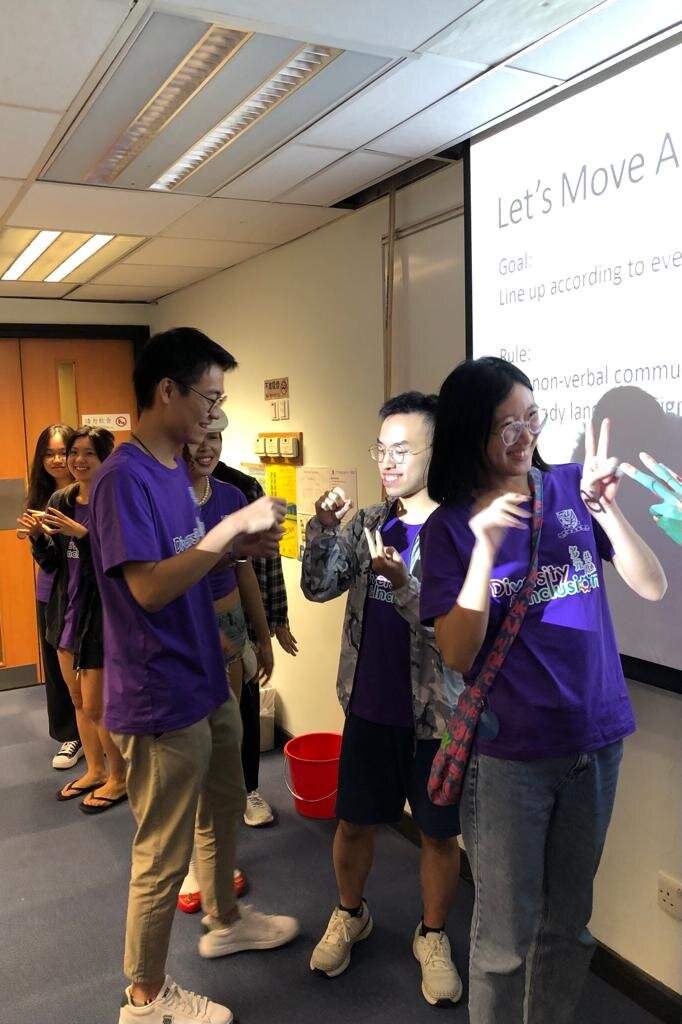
top-left (368, 444), bottom-right (431, 464)
top-left (495, 408), bottom-right (548, 447)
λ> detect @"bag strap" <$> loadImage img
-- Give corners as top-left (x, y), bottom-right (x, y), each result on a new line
top-left (472, 467), bottom-right (544, 694)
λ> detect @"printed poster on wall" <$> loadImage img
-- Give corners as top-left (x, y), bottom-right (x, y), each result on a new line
top-left (296, 466), bottom-right (358, 560)
top-left (266, 464), bottom-right (298, 560)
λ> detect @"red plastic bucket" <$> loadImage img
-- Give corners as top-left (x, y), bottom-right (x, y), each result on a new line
top-left (283, 732), bottom-right (342, 819)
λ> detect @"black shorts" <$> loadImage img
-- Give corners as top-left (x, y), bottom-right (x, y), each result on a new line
top-left (335, 713), bottom-right (460, 839)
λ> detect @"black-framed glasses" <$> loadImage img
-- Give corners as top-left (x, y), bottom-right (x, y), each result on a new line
top-left (368, 444), bottom-right (431, 464)
top-left (174, 380), bottom-right (227, 415)
top-left (494, 408), bottom-right (548, 447)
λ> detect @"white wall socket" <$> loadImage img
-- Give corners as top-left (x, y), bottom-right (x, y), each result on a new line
top-left (265, 436), bottom-right (280, 455)
top-left (279, 436), bottom-right (298, 457)
top-left (657, 871), bottom-right (682, 921)
top-left (254, 436), bottom-right (266, 455)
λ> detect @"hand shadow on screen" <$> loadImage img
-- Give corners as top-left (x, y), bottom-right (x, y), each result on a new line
top-left (570, 384), bottom-right (682, 601)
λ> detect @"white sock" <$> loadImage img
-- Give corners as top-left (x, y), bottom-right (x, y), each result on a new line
top-left (179, 856), bottom-right (199, 895)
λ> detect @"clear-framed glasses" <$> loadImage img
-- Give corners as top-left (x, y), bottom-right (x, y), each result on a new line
top-left (368, 444), bottom-right (431, 464)
top-left (175, 380), bottom-right (227, 415)
top-left (495, 408), bottom-right (548, 447)
top-left (43, 450), bottom-right (67, 462)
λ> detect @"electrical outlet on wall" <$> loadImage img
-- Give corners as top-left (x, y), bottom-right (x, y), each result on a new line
top-left (657, 871), bottom-right (682, 920)
top-left (265, 436), bottom-right (280, 455)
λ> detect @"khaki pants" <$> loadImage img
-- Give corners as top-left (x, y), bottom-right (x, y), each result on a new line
top-left (113, 698), bottom-right (245, 983)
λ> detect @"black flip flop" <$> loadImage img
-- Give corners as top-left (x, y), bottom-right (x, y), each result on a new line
top-left (56, 780), bottom-right (103, 802)
top-left (79, 792), bottom-right (128, 815)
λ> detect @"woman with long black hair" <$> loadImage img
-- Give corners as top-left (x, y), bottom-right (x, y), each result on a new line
top-left (17, 423), bottom-right (83, 770)
top-left (26, 425), bottom-right (127, 812)
top-left (420, 356), bottom-right (666, 1024)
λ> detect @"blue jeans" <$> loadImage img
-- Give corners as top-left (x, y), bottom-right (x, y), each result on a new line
top-left (460, 741), bottom-right (623, 1024)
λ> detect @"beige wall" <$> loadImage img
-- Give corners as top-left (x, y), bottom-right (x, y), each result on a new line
top-left (151, 163), bottom-right (681, 994)
top-left (0, 296), bottom-right (151, 326)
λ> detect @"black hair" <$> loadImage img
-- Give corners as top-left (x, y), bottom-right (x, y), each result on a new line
top-left (133, 327), bottom-right (237, 410)
top-left (69, 425), bottom-right (116, 463)
top-left (26, 423), bottom-right (76, 510)
top-left (379, 391), bottom-right (439, 428)
top-left (428, 356), bottom-right (549, 504)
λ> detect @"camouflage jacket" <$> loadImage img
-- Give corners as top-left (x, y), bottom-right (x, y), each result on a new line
top-left (300, 501), bottom-right (463, 740)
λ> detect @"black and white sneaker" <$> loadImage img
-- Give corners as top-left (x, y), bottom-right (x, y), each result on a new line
top-left (52, 739), bottom-right (84, 770)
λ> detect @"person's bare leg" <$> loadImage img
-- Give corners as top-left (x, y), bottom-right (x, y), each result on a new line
top-left (420, 833), bottom-right (460, 929)
top-left (333, 820), bottom-right (375, 907)
top-left (79, 668), bottom-right (127, 806)
top-left (227, 657), bottom-right (243, 703)
top-left (56, 651), bottom-right (106, 796)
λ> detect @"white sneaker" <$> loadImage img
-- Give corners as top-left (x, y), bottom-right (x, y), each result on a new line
top-left (243, 789), bottom-right (274, 826)
top-left (52, 739), bottom-right (84, 770)
top-left (412, 925), bottom-right (463, 1006)
top-left (310, 901), bottom-right (373, 977)
top-left (198, 904), bottom-right (299, 959)
top-left (119, 975), bottom-right (233, 1023)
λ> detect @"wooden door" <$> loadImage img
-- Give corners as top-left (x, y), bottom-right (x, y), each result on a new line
top-left (0, 337), bottom-right (137, 688)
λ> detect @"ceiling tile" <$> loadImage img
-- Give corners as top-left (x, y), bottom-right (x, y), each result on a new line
top-left (92, 264), bottom-right (213, 288)
top-left (123, 237), bottom-right (271, 267)
top-left (368, 67), bottom-right (559, 158)
top-left (216, 145), bottom-right (346, 201)
top-left (0, 179), bottom-right (22, 218)
top-left (300, 55), bottom-right (486, 150)
top-left (173, 50), bottom-right (391, 197)
top-left (421, 0), bottom-right (604, 66)
top-left (68, 283), bottom-right (163, 302)
top-left (0, 280), bottom-right (71, 299)
top-left (0, 107), bottom-right (62, 178)
top-left (45, 12), bottom-right (211, 185)
top-left (154, 0), bottom-right (479, 52)
top-left (510, 0), bottom-right (682, 79)
top-left (0, 0), bottom-right (130, 112)
top-left (7, 182), bottom-right (203, 236)
top-left (160, 198), bottom-right (347, 243)
top-left (279, 151), bottom-right (408, 205)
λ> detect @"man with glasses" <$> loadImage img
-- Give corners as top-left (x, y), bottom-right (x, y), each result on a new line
top-left (88, 327), bottom-right (298, 1024)
top-left (301, 391), bottom-right (464, 1006)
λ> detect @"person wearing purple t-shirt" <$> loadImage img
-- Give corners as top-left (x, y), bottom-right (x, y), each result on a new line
top-left (28, 426), bottom-right (127, 813)
top-left (301, 392), bottom-right (464, 1007)
top-left (87, 328), bottom-right (297, 1024)
top-left (420, 356), bottom-right (666, 1024)
top-left (16, 423), bottom-right (82, 771)
top-left (176, 415), bottom-right (274, 914)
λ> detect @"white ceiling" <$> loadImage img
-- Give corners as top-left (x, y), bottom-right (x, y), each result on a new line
top-left (0, 0), bottom-right (679, 304)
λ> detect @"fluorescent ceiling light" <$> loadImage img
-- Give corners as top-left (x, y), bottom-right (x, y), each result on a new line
top-left (150, 43), bottom-right (341, 191)
top-left (86, 25), bottom-right (250, 185)
top-left (45, 234), bottom-right (115, 282)
top-left (2, 230), bottom-right (61, 280)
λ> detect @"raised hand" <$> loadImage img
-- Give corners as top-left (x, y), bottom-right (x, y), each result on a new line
top-left (315, 486), bottom-right (353, 528)
top-left (364, 527), bottom-right (409, 589)
top-left (237, 495), bottom-right (287, 534)
top-left (234, 525), bottom-right (284, 559)
top-left (468, 493), bottom-right (531, 556)
top-left (41, 506), bottom-right (88, 538)
top-left (620, 452), bottom-right (682, 546)
top-left (16, 510), bottom-right (44, 540)
top-left (580, 418), bottom-right (621, 515)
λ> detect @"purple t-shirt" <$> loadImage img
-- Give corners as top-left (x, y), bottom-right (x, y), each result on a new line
top-left (350, 515), bottom-right (422, 728)
top-left (199, 478), bottom-right (248, 601)
top-left (36, 567), bottom-right (55, 604)
top-left (420, 464), bottom-right (635, 760)
top-left (88, 443), bottom-right (228, 735)
top-left (58, 502), bottom-right (89, 652)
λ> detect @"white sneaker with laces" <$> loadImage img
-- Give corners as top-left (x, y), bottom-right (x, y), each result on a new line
top-left (52, 739), bottom-right (84, 770)
top-left (118, 974), bottom-right (233, 1023)
top-left (243, 789), bottom-right (274, 826)
top-left (309, 901), bottom-right (373, 977)
top-left (198, 904), bottom-right (299, 959)
top-left (412, 925), bottom-right (463, 1006)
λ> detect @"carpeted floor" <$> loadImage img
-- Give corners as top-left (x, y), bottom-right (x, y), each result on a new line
top-left (0, 686), bottom-right (663, 1024)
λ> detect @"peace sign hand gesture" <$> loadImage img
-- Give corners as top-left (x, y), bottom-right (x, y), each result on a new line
top-left (364, 527), bottom-right (409, 589)
top-left (580, 418), bottom-right (621, 516)
top-left (620, 452), bottom-right (682, 546)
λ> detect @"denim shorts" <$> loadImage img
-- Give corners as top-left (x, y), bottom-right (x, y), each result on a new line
top-left (215, 605), bottom-right (248, 665)
top-left (336, 713), bottom-right (460, 838)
